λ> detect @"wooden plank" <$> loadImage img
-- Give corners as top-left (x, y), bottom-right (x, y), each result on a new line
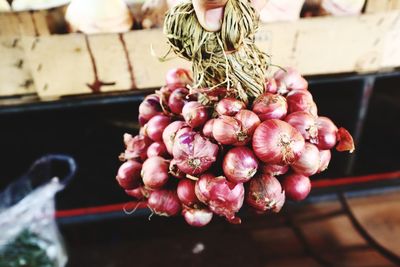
top-left (366, 0), bottom-right (400, 13)
top-left (0, 37), bottom-right (35, 96)
top-left (0, 11), bottom-right (49, 97)
top-left (23, 34), bottom-right (94, 99)
top-left (257, 11), bottom-right (400, 75)
top-left (124, 29), bottom-right (191, 89)
top-left (87, 34), bottom-right (133, 92)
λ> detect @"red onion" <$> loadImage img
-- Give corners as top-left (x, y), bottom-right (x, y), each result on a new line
top-left (202, 119), bottom-right (216, 139)
top-left (215, 98), bottom-right (246, 116)
top-left (162, 121), bottom-right (188, 155)
top-left (246, 174), bottom-right (285, 213)
top-left (291, 143), bottom-right (320, 176)
top-left (252, 93), bottom-right (288, 121)
top-left (336, 127), bottom-right (355, 153)
top-left (141, 156), bottom-right (169, 189)
top-left (139, 94), bottom-right (162, 122)
top-left (177, 179), bottom-right (199, 206)
top-left (168, 87), bottom-right (189, 114)
top-left (169, 159), bottom-right (186, 179)
top-left (195, 174), bottom-right (244, 224)
top-left (182, 101), bottom-right (209, 128)
top-left (213, 116), bottom-right (250, 146)
top-left (138, 114), bottom-right (147, 126)
top-left (234, 110), bottom-right (261, 137)
top-left (148, 190), bottom-right (181, 216)
top-left (282, 173), bottom-right (311, 201)
top-left (125, 187), bottom-right (145, 199)
top-left (165, 68), bottom-right (192, 88)
top-left (274, 67), bottom-right (308, 94)
top-left (122, 133), bottom-right (151, 161)
top-left (116, 160), bottom-right (142, 190)
top-left (286, 90), bottom-right (318, 117)
top-left (318, 150), bottom-right (331, 173)
top-left (253, 119), bottom-right (305, 165)
top-left (265, 78), bottom-right (278, 94)
top-left (223, 147), bottom-right (258, 183)
top-left (313, 116), bottom-right (338, 150)
top-left (146, 115), bottom-right (171, 142)
top-left (261, 164), bottom-right (289, 176)
top-left (173, 131), bottom-right (218, 175)
top-left (284, 111), bottom-right (318, 141)
top-left (182, 207), bottom-right (213, 227)
top-left (147, 141), bottom-right (168, 158)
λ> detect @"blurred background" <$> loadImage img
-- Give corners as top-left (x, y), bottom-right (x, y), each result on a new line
top-left (0, 0), bottom-right (400, 266)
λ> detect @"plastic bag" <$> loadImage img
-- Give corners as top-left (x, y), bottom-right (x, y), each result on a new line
top-left (0, 155), bottom-right (76, 267)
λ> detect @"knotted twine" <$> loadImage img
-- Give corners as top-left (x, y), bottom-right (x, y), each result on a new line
top-left (163, 0), bottom-right (269, 104)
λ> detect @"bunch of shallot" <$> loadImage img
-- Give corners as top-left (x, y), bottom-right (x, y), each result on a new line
top-left (115, 67), bottom-right (354, 227)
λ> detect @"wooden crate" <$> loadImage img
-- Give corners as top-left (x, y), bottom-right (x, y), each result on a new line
top-left (2, 2), bottom-right (400, 100)
top-left (0, 11), bottom-right (49, 97)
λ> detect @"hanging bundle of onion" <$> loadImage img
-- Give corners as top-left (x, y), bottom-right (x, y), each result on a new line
top-left (163, 0), bottom-right (269, 104)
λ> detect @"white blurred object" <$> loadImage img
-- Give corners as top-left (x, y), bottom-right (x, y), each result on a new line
top-left (260, 0), bottom-right (305, 23)
top-left (166, 0), bottom-right (184, 8)
top-left (11, 0), bottom-right (70, 11)
top-left (141, 0), bottom-right (167, 28)
top-left (65, 0), bottom-right (133, 34)
top-left (321, 0), bottom-right (365, 16)
top-left (0, 0), bottom-right (11, 12)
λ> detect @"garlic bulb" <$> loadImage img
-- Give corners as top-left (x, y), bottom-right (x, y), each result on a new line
top-left (260, 0), bottom-right (305, 23)
top-left (0, 0), bottom-right (11, 12)
top-left (65, 0), bottom-right (133, 34)
top-left (321, 0), bottom-right (365, 16)
top-left (11, 0), bottom-right (70, 11)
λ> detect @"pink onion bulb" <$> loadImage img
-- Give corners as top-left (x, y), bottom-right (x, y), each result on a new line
top-left (261, 164), bottom-right (289, 176)
top-left (147, 141), bottom-right (168, 158)
top-left (253, 119), bottom-right (305, 165)
top-left (213, 115), bottom-right (253, 146)
top-left (202, 119), bottom-right (216, 139)
top-left (282, 173), bottom-right (311, 201)
top-left (148, 190), bottom-right (181, 216)
top-left (291, 143), bottom-right (320, 176)
top-left (116, 160), bottom-right (142, 189)
top-left (223, 147), bottom-right (259, 183)
top-left (168, 87), bottom-right (189, 114)
top-left (121, 133), bottom-right (151, 162)
top-left (234, 110), bottom-right (261, 137)
top-left (146, 115), bottom-right (171, 142)
top-left (173, 131), bottom-right (218, 175)
top-left (182, 207), bottom-right (213, 227)
top-left (313, 116), bottom-right (338, 150)
top-left (215, 98), bottom-right (246, 116)
top-left (195, 174), bottom-right (244, 224)
top-left (252, 93), bottom-right (288, 121)
top-left (141, 156), bottom-right (169, 189)
top-left (182, 101), bottom-right (209, 128)
top-left (177, 179), bottom-right (199, 206)
top-left (162, 121), bottom-right (188, 155)
top-left (138, 94), bottom-right (162, 123)
top-left (285, 111), bottom-right (318, 141)
top-left (286, 90), bottom-right (318, 117)
top-left (318, 149), bottom-right (331, 173)
top-left (165, 68), bottom-right (192, 89)
top-left (274, 67), bottom-right (308, 94)
top-left (246, 174), bottom-right (285, 213)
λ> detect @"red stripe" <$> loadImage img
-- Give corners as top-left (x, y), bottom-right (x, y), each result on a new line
top-left (311, 171), bottom-right (400, 188)
top-left (56, 201), bottom-right (147, 218)
top-left (56, 171), bottom-right (400, 219)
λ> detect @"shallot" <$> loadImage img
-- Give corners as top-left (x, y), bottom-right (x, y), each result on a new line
top-left (253, 119), bottom-right (305, 165)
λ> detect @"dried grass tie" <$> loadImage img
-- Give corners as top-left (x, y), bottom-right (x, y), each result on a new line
top-left (163, 0), bottom-right (269, 103)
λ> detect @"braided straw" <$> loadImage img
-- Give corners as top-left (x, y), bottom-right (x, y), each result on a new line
top-left (163, 0), bottom-right (269, 103)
